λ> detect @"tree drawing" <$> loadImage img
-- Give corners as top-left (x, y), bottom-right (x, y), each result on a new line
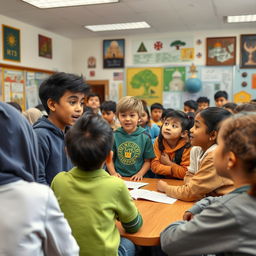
top-left (170, 40), bottom-right (186, 50)
top-left (130, 69), bottom-right (158, 96)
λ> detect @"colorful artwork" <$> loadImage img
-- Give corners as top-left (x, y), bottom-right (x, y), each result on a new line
top-left (233, 91), bottom-right (251, 103)
top-left (126, 67), bottom-right (163, 105)
top-left (87, 56), bottom-right (96, 68)
top-left (103, 39), bottom-right (125, 68)
top-left (39, 34), bottom-right (52, 59)
top-left (240, 34), bottom-right (256, 68)
top-left (206, 37), bottom-right (236, 66)
top-left (164, 67), bottom-right (186, 92)
top-left (2, 25), bottom-right (20, 62)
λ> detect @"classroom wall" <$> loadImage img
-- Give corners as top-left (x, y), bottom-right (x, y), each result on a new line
top-left (72, 28), bottom-right (256, 103)
top-left (0, 15), bottom-right (72, 72)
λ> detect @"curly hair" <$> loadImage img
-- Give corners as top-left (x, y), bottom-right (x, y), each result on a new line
top-left (219, 112), bottom-right (256, 196)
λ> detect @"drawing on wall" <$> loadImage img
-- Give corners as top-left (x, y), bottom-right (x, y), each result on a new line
top-left (87, 56), bottom-right (96, 68)
top-left (240, 34), bottom-right (256, 68)
top-left (234, 91), bottom-right (251, 103)
top-left (2, 24), bottom-right (20, 62)
top-left (164, 67), bottom-right (186, 92)
top-left (170, 40), bottom-right (186, 50)
top-left (127, 67), bottom-right (163, 105)
top-left (206, 37), bottom-right (236, 66)
top-left (39, 34), bottom-right (52, 59)
top-left (103, 39), bottom-right (124, 68)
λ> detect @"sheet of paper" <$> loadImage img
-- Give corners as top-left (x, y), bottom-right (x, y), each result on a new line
top-left (124, 181), bottom-right (148, 189)
top-left (130, 189), bottom-right (177, 204)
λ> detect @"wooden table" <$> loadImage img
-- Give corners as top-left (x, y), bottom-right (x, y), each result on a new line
top-left (117, 178), bottom-right (194, 246)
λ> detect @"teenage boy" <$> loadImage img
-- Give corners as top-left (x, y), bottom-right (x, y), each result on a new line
top-left (196, 96), bottom-right (210, 111)
top-left (33, 72), bottom-right (89, 185)
top-left (214, 90), bottom-right (229, 107)
top-left (86, 92), bottom-right (101, 114)
top-left (100, 100), bottom-right (120, 130)
top-left (51, 112), bottom-right (142, 256)
top-left (106, 96), bottom-right (155, 181)
top-left (150, 102), bottom-right (164, 126)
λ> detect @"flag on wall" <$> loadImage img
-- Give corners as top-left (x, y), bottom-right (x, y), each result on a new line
top-left (2, 24), bottom-right (20, 62)
top-left (113, 72), bottom-right (123, 81)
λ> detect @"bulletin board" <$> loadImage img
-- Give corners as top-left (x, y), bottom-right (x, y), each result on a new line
top-left (0, 64), bottom-right (53, 110)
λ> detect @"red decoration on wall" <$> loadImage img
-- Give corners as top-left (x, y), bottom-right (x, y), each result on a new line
top-left (154, 41), bottom-right (163, 51)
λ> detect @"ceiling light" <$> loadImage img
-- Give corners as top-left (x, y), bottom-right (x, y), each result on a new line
top-left (227, 14), bottom-right (256, 23)
top-left (85, 22), bottom-right (151, 32)
top-left (21, 0), bottom-right (119, 8)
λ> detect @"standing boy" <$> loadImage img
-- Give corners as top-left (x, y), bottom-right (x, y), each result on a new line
top-left (100, 100), bottom-right (120, 130)
top-left (86, 92), bottom-right (101, 114)
top-left (33, 72), bottom-right (89, 185)
top-left (51, 112), bottom-right (142, 256)
top-left (107, 96), bottom-right (155, 181)
top-left (150, 102), bottom-right (164, 126)
top-left (214, 90), bottom-right (229, 107)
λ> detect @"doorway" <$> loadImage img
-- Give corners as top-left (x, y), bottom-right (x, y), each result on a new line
top-left (86, 80), bottom-right (109, 103)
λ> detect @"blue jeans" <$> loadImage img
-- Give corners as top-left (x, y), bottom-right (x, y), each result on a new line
top-left (118, 237), bottom-right (136, 256)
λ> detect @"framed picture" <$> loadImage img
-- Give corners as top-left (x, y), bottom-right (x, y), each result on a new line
top-left (2, 24), bottom-right (20, 62)
top-left (103, 39), bottom-right (124, 68)
top-left (39, 34), bottom-right (52, 59)
top-left (206, 37), bottom-right (236, 66)
top-left (240, 34), bottom-right (256, 68)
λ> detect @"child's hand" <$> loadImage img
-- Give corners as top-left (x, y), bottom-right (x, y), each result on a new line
top-left (157, 180), bottom-right (168, 193)
top-left (183, 211), bottom-right (194, 221)
top-left (130, 174), bottom-right (143, 181)
top-left (160, 153), bottom-right (172, 165)
top-left (112, 172), bottom-right (122, 178)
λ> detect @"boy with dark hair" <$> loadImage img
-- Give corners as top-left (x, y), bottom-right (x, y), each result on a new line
top-left (33, 72), bottom-right (89, 185)
top-left (196, 97), bottom-right (210, 111)
top-left (51, 112), bottom-right (142, 256)
top-left (107, 96), bottom-right (155, 180)
top-left (86, 92), bottom-right (101, 114)
top-left (150, 102), bottom-right (164, 126)
top-left (214, 90), bottom-right (228, 107)
top-left (184, 100), bottom-right (198, 113)
top-left (100, 100), bottom-right (120, 130)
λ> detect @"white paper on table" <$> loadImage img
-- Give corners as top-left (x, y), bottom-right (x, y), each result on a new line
top-left (129, 189), bottom-right (177, 204)
top-left (124, 181), bottom-right (149, 190)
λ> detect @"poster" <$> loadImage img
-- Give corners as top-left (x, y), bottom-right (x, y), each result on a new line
top-left (164, 67), bottom-right (186, 92)
top-left (3, 69), bottom-right (25, 110)
top-left (126, 67), bottom-right (163, 105)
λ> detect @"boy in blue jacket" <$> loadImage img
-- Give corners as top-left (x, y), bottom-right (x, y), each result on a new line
top-left (33, 72), bottom-right (89, 184)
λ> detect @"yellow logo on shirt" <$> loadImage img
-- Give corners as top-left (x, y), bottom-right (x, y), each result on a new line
top-left (118, 142), bottom-right (141, 165)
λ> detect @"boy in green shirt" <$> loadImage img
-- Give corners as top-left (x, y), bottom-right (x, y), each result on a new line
top-left (106, 96), bottom-right (155, 180)
top-left (51, 112), bottom-right (142, 256)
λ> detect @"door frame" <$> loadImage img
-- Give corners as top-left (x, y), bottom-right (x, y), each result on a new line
top-left (86, 80), bottom-right (109, 100)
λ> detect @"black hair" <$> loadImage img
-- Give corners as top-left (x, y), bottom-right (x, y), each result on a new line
top-left (161, 108), bottom-right (175, 120)
top-left (184, 100), bottom-right (198, 111)
top-left (223, 102), bottom-right (237, 112)
top-left (6, 102), bottom-right (22, 112)
top-left (199, 107), bottom-right (232, 133)
top-left (65, 112), bottom-right (113, 171)
top-left (150, 103), bottom-right (164, 111)
top-left (35, 104), bottom-right (46, 112)
top-left (214, 90), bottom-right (228, 100)
top-left (158, 110), bottom-right (194, 152)
top-left (197, 96), bottom-right (210, 104)
top-left (86, 92), bottom-right (100, 102)
top-left (100, 100), bottom-right (116, 113)
top-left (39, 72), bottom-right (89, 114)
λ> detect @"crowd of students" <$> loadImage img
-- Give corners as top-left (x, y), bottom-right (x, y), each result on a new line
top-left (1, 72), bottom-right (256, 256)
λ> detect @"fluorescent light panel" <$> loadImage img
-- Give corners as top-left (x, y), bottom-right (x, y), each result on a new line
top-left (21, 0), bottom-right (119, 8)
top-left (85, 22), bottom-right (151, 32)
top-left (227, 14), bottom-right (256, 23)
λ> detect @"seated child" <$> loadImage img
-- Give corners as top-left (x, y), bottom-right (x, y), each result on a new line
top-left (183, 100), bottom-right (198, 113)
top-left (160, 112), bottom-right (256, 256)
top-left (150, 102), bottom-right (164, 127)
top-left (157, 107), bottom-right (234, 201)
top-left (151, 110), bottom-right (194, 179)
top-left (139, 100), bottom-right (160, 144)
top-left (86, 92), bottom-right (101, 114)
top-left (214, 90), bottom-right (229, 107)
top-left (106, 96), bottom-right (155, 181)
top-left (100, 100), bottom-right (120, 130)
top-left (0, 102), bottom-right (78, 255)
top-left (196, 96), bottom-right (210, 111)
top-left (51, 112), bottom-right (143, 256)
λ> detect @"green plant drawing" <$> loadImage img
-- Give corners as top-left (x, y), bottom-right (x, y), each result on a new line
top-left (130, 69), bottom-right (158, 96)
top-left (170, 40), bottom-right (186, 50)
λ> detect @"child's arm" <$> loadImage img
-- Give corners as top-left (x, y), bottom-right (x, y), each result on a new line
top-left (106, 160), bottom-right (122, 178)
top-left (130, 159), bottom-right (151, 181)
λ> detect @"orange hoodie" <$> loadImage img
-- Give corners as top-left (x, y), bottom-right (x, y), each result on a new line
top-left (151, 138), bottom-right (191, 179)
